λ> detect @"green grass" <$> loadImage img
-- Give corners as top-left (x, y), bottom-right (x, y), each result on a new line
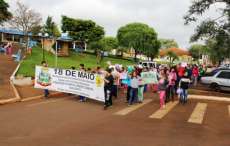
top-left (17, 47), bottom-right (135, 77)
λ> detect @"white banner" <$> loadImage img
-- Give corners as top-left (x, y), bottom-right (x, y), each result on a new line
top-left (34, 66), bottom-right (105, 102)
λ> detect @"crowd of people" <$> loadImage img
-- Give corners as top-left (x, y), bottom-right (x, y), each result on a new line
top-left (42, 61), bottom-right (207, 110)
top-left (0, 42), bottom-right (22, 61)
top-left (0, 42), bottom-right (13, 55)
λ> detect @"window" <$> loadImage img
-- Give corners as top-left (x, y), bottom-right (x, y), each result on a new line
top-left (217, 71), bottom-right (230, 79)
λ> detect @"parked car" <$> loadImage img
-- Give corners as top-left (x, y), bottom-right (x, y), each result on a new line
top-left (203, 68), bottom-right (230, 77)
top-left (201, 70), bottom-right (230, 91)
top-left (220, 64), bottom-right (230, 69)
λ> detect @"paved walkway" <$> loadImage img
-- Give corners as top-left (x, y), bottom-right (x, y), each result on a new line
top-left (0, 54), bottom-right (18, 99)
top-left (0, 94), bottom-right (229, 146)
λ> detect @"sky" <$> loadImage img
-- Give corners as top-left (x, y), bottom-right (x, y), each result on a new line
top-left (7, 0), bottom-right (222, 49)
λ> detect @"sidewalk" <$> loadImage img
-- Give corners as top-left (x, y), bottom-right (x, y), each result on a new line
top-left (0, 54), bottom-right (18, 100)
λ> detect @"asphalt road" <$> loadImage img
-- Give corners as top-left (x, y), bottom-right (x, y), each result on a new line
top-left (0, 93), bottom-right (229, 146)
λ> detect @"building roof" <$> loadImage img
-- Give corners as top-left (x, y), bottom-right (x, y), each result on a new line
top-left (0, 28), bottom-right (33, 36)
top-left (56, 36), bottom-right (73, 42)
top-left (159, 48), bottom-right (190, 57)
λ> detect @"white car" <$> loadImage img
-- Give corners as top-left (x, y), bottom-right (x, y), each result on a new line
top-left (201, 70), bottom-right (230, 91)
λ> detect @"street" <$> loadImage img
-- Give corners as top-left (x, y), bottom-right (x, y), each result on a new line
top-left (0, 93), bottom-right (229, 146)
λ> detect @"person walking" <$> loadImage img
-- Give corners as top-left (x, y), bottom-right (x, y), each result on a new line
top-left (192, 65), bottom-right (199, 86)
top-left (158, 70), bottom-right (168, 109)
top-left (179, 72), bottom-right (191, 104)
top-left (137, 70), bottom-right (144, 103)
top-left (167, 67), bottom-right (177, 102)
top-left (129, 71), bottom-right (139, 106)
top-left (104, 68), bottom-right (114, 110)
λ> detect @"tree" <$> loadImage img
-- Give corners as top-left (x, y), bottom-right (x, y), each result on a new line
top-left (31, 25), bottom-right (43, 35)
top-left (99, 37), bottom-right (118, 52)
top-left (159, 39), bottom-right (179, 49)
top-left (167, 51), bottom-right (179, 66)
top-left (9, 1), bottom-right (42, 50)
top-left (61, 16), bottom-right (105, 48)
top-left (189, 44), bottom-right (207, 61)
top-left (117, 23), bottom-right (160, 62)
top-left (184, 0), bottom-right (230, 63)
top-left (0, 0), bottom-right (12, 25)
top-left (44, 16), bottom-right (60, 37)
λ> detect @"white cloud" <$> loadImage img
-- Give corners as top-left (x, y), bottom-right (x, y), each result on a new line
top-left (8, 0), bottom-right (224, 49)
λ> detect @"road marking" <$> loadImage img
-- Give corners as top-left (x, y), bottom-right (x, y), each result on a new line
top-left (26, 97), bottom-right (70, 107)
top-left (114, 99), bottom-right (153, 116)
top-left (149, 101), bottom-right (178, 119)
top-left (188, 103), bottom-right (207, 124)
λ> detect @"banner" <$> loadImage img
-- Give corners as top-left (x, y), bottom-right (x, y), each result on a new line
top-left (34, 66), bottom-right (105, 102)
top-left (141, 71), bottom-right (158, 84)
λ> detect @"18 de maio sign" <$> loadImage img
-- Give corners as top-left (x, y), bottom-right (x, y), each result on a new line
top-left (34, 66), bottom-right (105, 102)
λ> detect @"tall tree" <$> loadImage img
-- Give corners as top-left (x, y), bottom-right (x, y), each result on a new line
top-left (159, 39), bottom-right (179, 49)
top-left (88, 37), bottom-right (118, 61)
top-left (117, 23), bottom-right (160, 61)
top-left (9, 1), bottom-right (42, 50)
top-left (99, 37), bottom-right (118, 52)
top-left (44, 16), bottom-right (60, 37)
top-left (184, 0), bottom-right (230, 63)
top-left (189, 44), bottom-right (208, 61)
top-left (61, 16), bottom-right (105, 48)
top-left (0, 0), bottom-right (12, 25)
top-left (167, 51), bottom-right (179, 66)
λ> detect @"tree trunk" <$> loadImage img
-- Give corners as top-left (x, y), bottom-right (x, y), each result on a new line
top-left (134, 49), bottom-right (137, 62)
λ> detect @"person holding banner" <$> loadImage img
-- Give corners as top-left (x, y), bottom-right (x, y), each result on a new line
top-left (41, 61), bottom-right (50, 98)
top-left (104, 68), bottom-right (114, 110)
top-left (79, 64), bottom-right (87, 102)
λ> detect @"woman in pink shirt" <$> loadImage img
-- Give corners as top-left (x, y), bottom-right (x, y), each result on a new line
top-left (167, 67), bottom-right (177, 102)
top-left (192, 65), bottom-right (199, 86)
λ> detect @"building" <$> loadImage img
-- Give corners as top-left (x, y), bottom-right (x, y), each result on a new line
top-left (0, 28), bottom-right (40, 44)
top-left (159, 48), bottom-right (192, 63)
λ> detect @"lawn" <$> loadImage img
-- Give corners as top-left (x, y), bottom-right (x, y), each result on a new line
top-left (17, 47), bottom-right (135, 77)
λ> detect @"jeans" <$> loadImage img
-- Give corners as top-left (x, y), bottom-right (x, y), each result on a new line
top-left (138, 86), bottom-right (144, 102)
top-left (104, 88), bottom-right (112, 107)
top-left (112, 85), bottom-right (118, 98)
top-left (129, 88), bottom-right (138, 105)
top-left (126, 86), bottom-right (131, 102)
top-left (44, 89), bottom-right (49, 97)
top-left (79, 96), bottom-right (86, 101)
top-left (166, 85), bottom-right (175, 102)
top-left (180, 89), bottom-right (188, 103)
top-left (193, 76), bottom-right (198, 86)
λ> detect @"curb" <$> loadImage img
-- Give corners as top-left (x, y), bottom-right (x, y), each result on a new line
top-left (21, 92), bottom-right (64, 102)
top-left (0, 62), bottom-right (22, 105)
top-left (189, 94), bottom-right (230, 102)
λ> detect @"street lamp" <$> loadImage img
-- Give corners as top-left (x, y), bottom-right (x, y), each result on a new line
top-left (38, 33), bottom-right (49, 62)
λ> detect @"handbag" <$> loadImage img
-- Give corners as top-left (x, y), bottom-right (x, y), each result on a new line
top-left (177, 88), bottom-right (182, 95)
